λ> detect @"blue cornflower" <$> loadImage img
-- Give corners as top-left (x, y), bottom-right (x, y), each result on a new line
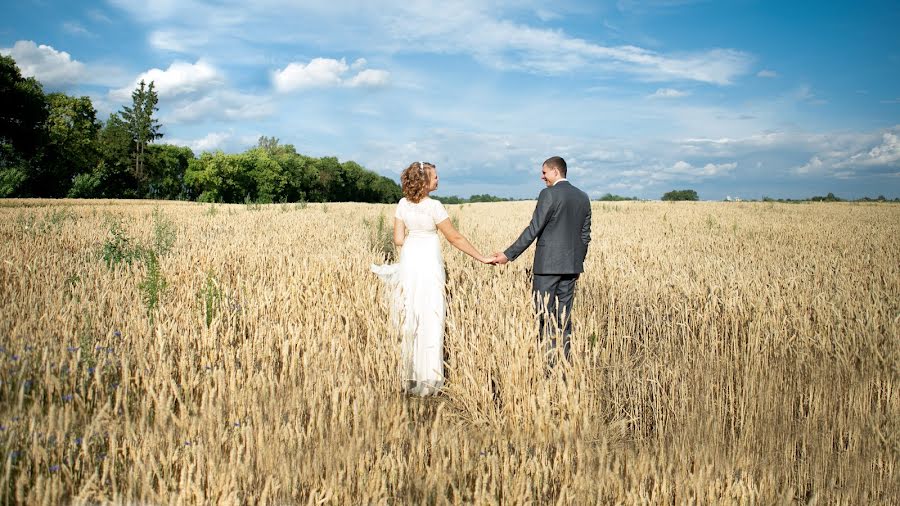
top-left (49, 464), bottom-right (60, 472)
top-left (106, 347), bottom-right (114, 354)
top-left (184, 441), bottom-right (192, 446)
top-left (87, 367), bottom-right (95, 374)
top-left (233, 422), bottom-right (241, 427)
top-left (63, 394), bottom-right (74, 402)
top-left (75, 437), bottom-right (83, 445)
top-left (0, 425), bottom-right (6, 431)
top-left (10, 355), bottom-right (18, 361)
top-left (113, 330), bottom-right (121, 337)
top-left (67, 346), bottom-right (79, 353)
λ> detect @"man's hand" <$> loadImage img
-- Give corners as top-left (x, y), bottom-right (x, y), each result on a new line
top-left (492, 252), bottom-right (509, 265)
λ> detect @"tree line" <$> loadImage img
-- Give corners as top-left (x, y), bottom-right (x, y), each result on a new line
top-left (0, 55), bottom-right (402, 203)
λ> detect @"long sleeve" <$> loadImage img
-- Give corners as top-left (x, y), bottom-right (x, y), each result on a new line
top-left (581, 204), bottom-right (591, 250)
top-left (504, 188), bottom-right (554, 262)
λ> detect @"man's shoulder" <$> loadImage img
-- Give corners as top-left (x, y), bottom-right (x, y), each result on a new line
top-left (556, 182), bottom-right (589, 201)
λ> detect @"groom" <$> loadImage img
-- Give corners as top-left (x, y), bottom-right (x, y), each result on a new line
top-left (492, 156), bottom-right (592, 362)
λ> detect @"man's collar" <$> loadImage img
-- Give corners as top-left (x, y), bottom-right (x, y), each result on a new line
top-left (553, 178), bottom-right (569, 186)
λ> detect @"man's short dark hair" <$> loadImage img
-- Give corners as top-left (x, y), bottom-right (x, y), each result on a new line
top-left (543, 156), bottom-right (567, 177)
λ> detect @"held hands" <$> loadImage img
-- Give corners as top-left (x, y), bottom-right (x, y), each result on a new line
top-left (492, 252), bottom-right (509, 265)
top-left (476, 252), bottom-right (509, 265)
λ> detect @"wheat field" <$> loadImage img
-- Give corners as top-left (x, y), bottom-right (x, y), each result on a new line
top-left (0, 198), bottom-right (898, 504)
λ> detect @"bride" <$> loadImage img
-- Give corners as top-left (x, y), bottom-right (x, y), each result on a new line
top-left (372, 161), bottom-right (494, 396)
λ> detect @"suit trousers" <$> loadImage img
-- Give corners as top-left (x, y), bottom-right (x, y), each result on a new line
top-left (532, 273), bottom-right (579, 362)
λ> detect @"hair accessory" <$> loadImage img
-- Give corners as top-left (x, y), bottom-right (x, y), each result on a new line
top-left (418, 161), bottom-right (424, 172)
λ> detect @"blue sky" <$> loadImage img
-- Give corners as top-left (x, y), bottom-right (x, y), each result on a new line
top-left (2, 0), bottom-right (899, 200)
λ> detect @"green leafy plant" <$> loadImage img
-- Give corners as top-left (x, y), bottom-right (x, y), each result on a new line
top-left (139, 250), bottom-right (167, 323)
top-left (151, 208), bottom-right (176, 256)
top-left (101, 221), bottom-right (144, 267)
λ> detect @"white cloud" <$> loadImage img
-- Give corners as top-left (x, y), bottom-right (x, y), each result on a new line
top-left (273, 58), bottom-right (348, 91)
top-left (535, 8), bottom-right (562, 21)
top-left (166, 91), bottom-right (275, 124)
top-left (649, 87), bottom-right (689, 98)
top-left (0, 40), bottom-right (86, 87)
top-left (149, 30), bottom-right (209, 53)
top-left (167, 131), bottom-right (259, 153)
top-left (837, 131), bottom-right (900, 168)
top-left (106, 1), bottom-right (752, 85)
top-left (87, 9), bottom-right (114, 23)
top-left (756, 69), bottom-right (777, 78)
top-left (792, 128), bottom-right (900, 176)
top-left (62, 22), bottom-right (95, 37)
top-left (664, 160), bottom-right (737, 177)
top-left (346, 69), bottom-right (390, 88)
top-left (351, 58), bottom-right (367, 71)
top-left (111, 60), bottom-right (223, 101)
top-left (273, 58), bottom-right (390, 92)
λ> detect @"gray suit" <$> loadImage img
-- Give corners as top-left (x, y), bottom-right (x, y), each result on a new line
top-left (504, 180), bottom-right (591, 361)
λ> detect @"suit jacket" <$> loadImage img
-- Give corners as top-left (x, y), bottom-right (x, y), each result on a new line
top-left (504, 180), bottom-right (592, 275)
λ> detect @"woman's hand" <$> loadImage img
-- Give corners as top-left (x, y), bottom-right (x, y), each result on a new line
top-left (478, 255), bottom-right (497, 264)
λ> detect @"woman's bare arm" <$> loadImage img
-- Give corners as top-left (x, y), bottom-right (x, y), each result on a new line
top-left (393, 218), bottom-right (406, 247)
top-left (436, 218), bottom-right (493, 263)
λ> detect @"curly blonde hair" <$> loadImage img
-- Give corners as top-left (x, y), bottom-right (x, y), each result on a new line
top-left (400, 161), bottom-right (435, 203)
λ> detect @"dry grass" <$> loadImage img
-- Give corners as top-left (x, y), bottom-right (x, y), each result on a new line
top-left (0, 198), bottom-right (898, 504)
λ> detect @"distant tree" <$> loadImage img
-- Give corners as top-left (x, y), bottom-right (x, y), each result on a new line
top-left (94, 113), bottom-right (140, 197)
top-left (810, 192), bottom-right (843, 202)
top-left (432, 195), bottom-right (464, 204)
top-left (119, 80), bottom-right (162, 185)
top-left (39, 93), bottom-right (101, 196)
top-left (0, 54), bottom-right (48, 196)
top-left (145, 144), bottom-right (193, 199)
top-left (661, 189), bottom-right (699, 201)
top-left (596, 193), bottom-right (639, 201)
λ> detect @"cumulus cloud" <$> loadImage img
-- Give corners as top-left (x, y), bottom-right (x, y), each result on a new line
top-left (649, 87), bottom-right (689, 98)
top-left (0, 40), bottom-right (86, 87)
top-left (111, 60), bottom-right (223, 101)
top-left (756, 69), bottom-right (778, 78)
top-left (273, 58), bottom-right (349, 91)
top-left (792, 128), bottom-right (900, 176)
top-left (346, 69), bottom-right (390, 87)
top-left (273, 58), bottom-right (390, 92)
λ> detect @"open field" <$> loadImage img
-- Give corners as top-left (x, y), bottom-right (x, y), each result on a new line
top-left (1, 198), bottom-right (898, 504)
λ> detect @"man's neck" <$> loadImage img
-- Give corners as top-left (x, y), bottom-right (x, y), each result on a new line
top-left (553, 178), bottom-right (568, 186)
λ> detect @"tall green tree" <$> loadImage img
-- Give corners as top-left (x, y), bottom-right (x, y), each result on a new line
top-left (119, 80), bottom-right (162, 185)
top-left (0, 55), bottom-right (48, 196)
top-left (92, 113), bottom-right (140, 198)
top-left (40, 93), bottom-right (101, 196)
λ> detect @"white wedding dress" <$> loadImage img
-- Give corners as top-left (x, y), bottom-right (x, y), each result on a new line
top-left (371, 197), bottom-right (448, 396)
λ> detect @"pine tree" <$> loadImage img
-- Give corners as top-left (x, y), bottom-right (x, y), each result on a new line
top-left (119, 80), bottom-right (162, 183)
